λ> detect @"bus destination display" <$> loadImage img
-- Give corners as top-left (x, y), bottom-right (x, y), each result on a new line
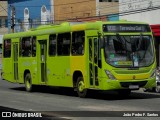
top-left (103, 24), bottom-right (151, 32)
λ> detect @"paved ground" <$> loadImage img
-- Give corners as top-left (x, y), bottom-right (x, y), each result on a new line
top-left (0, 79), bottom-right (160, 120)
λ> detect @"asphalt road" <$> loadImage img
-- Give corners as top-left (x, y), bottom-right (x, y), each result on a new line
top-left (0, 79), bottom-right (160, 120)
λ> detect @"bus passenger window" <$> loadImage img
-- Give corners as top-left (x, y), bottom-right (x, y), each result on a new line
top-left (72, 31), bottom-right (85, 55)
top-left (32, 37), bottom-right (36, 57)
top-left (49, 35), bottom-right (56, 56)
top-left (57, 33), bottom-right (71, 56)
top-left (63, 38), bottom-right (70, 55)
top-left (22, 37), bottom-right (31, 57)
top-left (3, 39), bottom-right (11, 58)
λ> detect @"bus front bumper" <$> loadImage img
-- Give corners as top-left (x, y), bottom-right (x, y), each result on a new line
top-left (101, 77), bottom-right (156, 90)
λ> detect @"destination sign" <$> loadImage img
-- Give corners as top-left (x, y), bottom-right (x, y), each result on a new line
top-left (103, 24), bottom-right (151, 32)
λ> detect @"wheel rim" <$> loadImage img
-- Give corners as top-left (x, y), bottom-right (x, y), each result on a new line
top-left (78, 81), bottom-right (85, 92)
top-left (155, 86), bottom-right (160, 93)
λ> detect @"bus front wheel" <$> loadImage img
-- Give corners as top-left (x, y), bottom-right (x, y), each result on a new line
top-left (76, 77), bottom-right (87, 98)
top-left (25, 73), bottom-right (32, 92)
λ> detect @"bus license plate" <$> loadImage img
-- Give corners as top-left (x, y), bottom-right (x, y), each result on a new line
top-left (129, 85), bottom-right (139, 89)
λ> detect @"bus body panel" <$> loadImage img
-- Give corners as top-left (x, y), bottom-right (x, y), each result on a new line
top-left (2, 21), bottom-right (156, 94)
top-left (49, 56), bottom-right (71, 87)
top-left (2, 58), bottom-right (12, 82)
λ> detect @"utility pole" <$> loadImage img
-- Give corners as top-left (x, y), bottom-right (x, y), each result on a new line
top-left (11, 6), bottom-right (15, 33)
top-left (28, 18), bottom-right (33, 29)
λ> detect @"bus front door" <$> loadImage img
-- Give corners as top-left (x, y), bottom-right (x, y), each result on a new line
top-left (89, 37), bottom-right (99, 87)
top-left (13, 43), bottom-right (18, 81)
top-left (39, 40), bottom-right (47, 83)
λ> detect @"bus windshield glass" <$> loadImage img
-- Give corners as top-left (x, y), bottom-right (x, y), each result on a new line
top-left (104, 35), bottom-right (154, 68)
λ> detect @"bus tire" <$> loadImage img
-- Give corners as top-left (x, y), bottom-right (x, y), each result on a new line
top-left (76, 77), bottom-right (87, 98)
top-left (155, 86), bottom-right (160, 93)
top-left (25, 73), bottom-right (32, 92)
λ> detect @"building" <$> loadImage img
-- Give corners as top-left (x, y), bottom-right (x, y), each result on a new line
top-left (7, 0), bottom-right (119, 32)
top-left (0, 0), bottom-right (7, 69)
top-left (8, 0), bottom-right (52, 32)
top-left (119, 0), bottom-right (160, 67)
top-left (98, 0), bottom-right (119, 21)
top-left (54, 0), bottom-right (119, 23)
top-left (0, 0), bottom-right (8, 35)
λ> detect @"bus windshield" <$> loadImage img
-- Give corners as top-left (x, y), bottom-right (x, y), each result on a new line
top-left (104, 35), bottom-right (154, 68)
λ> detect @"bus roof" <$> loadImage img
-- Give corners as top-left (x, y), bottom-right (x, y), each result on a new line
top-left (3, 20), bottom-right (149, 39)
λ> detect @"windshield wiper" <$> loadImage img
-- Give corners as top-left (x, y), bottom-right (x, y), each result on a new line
top-left (116, 33), bottom-right (123, 44)
top-left (116, 33), bottom-right (127, 51)
top-left (138, 33), bottom-right (148, 63)
top-left (136, 33), bottom-right (143, 51)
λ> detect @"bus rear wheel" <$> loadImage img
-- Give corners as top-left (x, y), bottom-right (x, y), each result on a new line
top-left (76, 77), bottom-right (87, 98)
top-left (25, 73), bottom-right (32, 92)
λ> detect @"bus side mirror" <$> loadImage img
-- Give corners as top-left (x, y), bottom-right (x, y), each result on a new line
top-left (99, 37), bottom-right (104, 49)
top-left (101, 38), bottom-right (104, 49)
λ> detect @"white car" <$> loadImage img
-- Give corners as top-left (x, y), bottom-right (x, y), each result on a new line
top-left (143, 71), bottom-right (160, 93)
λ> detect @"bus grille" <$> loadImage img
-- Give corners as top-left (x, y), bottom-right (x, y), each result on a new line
top-left (120, 81), bottom-right (147, 88)
top-left (114, 69), bottom-right (150, 74)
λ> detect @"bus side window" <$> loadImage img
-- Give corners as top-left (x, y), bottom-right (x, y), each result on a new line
top-left (22, 37), bottom-right (31, 57)
top-left (19, 38), bottom-right (22, 56)
top-left (57, 33), bottom-right (71, 56)
top-left (49, 35), bottom-right (56, 56)
top-left (72, 31), bottom-right (85, 55)
top-left (62, 33), bottom-right (71, 55)
top-left (3, 39), bottom-right (11, 58)
top-left (32, 37), bottom-right (36, 57)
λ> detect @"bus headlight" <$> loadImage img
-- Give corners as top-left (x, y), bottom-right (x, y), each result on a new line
top-left (105, 70), bottom-right (116, 80)
top-left (150, 69), bottom-right (156, 78)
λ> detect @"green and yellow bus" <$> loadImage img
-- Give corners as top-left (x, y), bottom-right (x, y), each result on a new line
top-left (2, 21), bottom-right (156, 97)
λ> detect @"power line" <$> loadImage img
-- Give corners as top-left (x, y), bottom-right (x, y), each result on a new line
top-left (1, 0), bottom-right (159, 18)
top-left (0, 4), bottom-right (8, 15)
top-left (14, 0), bottom-right (95, 7)
top-left (11, 5), bottom-right (160, 24)
top-left (54, 5), bottom-right (160, 22)
top-left (2, 5), bottom-right (160, 27)
top-left (10, 0), bottom-right (159, 9)
top-left (119, 4), bottom-right (160, 16)
top-left (55, 0), bottom-right (160, 16)
top-left (0, 22), bottom-right (8, 28)
top-left (9, 0), bottom-right (160, 19)
top-left (1, 0), bottom-right (160, 28)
